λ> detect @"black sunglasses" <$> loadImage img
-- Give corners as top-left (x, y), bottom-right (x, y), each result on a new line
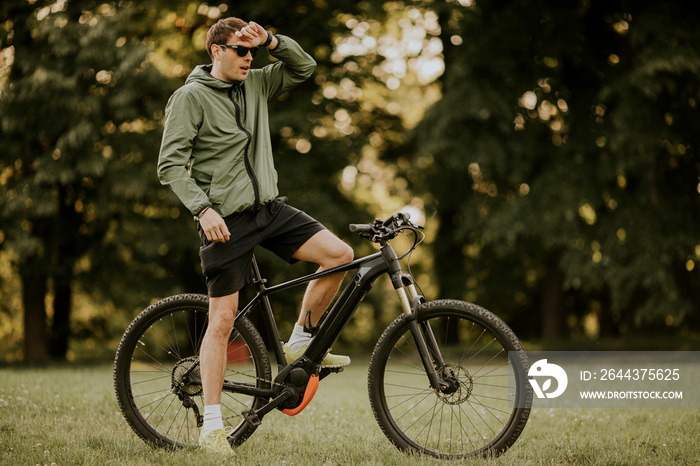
top-left (217, 44), bottom-right (258, 58)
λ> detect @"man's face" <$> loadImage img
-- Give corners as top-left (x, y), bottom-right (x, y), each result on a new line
top-left (212, 33), bottom-right (255, 82)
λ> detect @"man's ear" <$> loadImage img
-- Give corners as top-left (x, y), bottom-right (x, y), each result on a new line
top-left (210, 45), bottom-right (220, 60)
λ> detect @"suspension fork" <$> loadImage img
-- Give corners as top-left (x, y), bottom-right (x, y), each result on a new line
top-left (406, 282), bottom-right (444, 370)
top-left (384, 245), bottom-right (448, 391)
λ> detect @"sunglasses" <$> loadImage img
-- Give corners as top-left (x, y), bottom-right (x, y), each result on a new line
top-left (217, 44), bottom-right (258, 58)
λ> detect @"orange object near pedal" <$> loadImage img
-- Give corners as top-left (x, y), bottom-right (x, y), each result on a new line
top-left (281, 374), bottom-right (319, 416)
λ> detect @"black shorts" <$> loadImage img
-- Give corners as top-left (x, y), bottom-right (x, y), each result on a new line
top-left (198, 196), bottom-right (325, 298)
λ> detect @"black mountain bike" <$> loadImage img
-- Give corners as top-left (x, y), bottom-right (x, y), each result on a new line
top-left (113, 213), bottom-right (532, 459)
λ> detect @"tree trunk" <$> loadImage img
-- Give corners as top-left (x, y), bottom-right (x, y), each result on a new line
top-left (22, 273), bottom-right (50, 362)
top-left (596, 287), bottom-right (619, 337)
top-left (434, 209), bottom-right (465, 344)
top-left (540, 257), bottom-right (566, 339)
top-left (48, 184), bottom-right (78, 360)
top-left (50, 277), bottom-right (72, 359)
top-left (434, 212), bottom-right (465, 301)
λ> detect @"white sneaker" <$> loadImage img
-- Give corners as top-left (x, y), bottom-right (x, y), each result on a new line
top-left (198, 428), bottom-right (234, 455)
top-left (283, 343), bottom-right (351, 368)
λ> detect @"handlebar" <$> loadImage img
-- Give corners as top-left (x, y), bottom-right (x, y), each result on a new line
top-left (348, 223), bottom-right (372, 234)
top-left (349, 212), bottom-right (423, 243)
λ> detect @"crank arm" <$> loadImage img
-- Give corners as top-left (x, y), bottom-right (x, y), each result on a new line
top-left (241, 387), bottom-right (297, 429)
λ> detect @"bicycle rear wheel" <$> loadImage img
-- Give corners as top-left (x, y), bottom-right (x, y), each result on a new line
top-left (113, 293), bottom-right (271, 449)
top-left (368, 299), bottom-right (531, 459)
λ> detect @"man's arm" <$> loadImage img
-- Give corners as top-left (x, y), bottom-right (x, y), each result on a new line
top-left (157, 89), bottom-right (231, 243)
top-left (235, 21), bottom-right (279, 51)
top-left (236, 21), bottom-right (316, 99)
top-left (157, 89), bottom-right (209, 216)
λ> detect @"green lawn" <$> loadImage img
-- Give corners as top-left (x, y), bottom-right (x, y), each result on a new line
top-left (1, 362), bottom-right (698, 465)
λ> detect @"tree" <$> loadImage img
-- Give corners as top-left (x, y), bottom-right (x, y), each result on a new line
top-left (0, 0), bottom-right (408, 361)
top-left (0, 0), bottom-right (184, 361)
top-left (410, 0), bottom-right (700, 339)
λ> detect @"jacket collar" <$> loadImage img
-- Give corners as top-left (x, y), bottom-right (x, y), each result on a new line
top-left (186, 64), bottom-right (243, 91)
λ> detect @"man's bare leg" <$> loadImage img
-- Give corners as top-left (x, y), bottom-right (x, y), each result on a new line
top-left (292, 230), bottom-right (354, 327)
top-left (285, 230), bottom-right (354, 367)
top-left (200, 292), bottom-right (238, 439)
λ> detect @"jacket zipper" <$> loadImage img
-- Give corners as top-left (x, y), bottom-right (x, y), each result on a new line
top-left (228, 87), bottom-right (261, 210)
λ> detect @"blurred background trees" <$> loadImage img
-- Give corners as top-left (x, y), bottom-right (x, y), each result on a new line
top-left (409, 0), bottom-right (700, 342)
top-left (1, 0), bottom-right (698, 362)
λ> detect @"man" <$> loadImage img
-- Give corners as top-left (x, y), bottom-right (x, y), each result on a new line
top-left (157, 17), bottom-right (353, 454)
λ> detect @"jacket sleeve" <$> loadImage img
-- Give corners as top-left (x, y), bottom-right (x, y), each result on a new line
top-left (157, 87), bottom-right (210, 216)
top-left (259, 35), bottom-right (316, 100)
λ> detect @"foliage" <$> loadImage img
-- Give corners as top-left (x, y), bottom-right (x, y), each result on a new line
top-left (0, 0), bottom-right (409, 361)
top-left (2, 0), bottom-right (699, 360)
top-left (0, 0), bottom-right (196, 361)
top-left (410, 0), bottom-right (700, 339)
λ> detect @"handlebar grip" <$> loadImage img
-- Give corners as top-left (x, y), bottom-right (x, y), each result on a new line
top-left (349, 224), bottom-right (372, 233)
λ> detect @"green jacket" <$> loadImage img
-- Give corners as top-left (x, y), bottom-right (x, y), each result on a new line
top-left (157, 35), bottom-right (316, 217)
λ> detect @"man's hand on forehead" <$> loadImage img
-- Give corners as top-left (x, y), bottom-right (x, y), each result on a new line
top-left (234, 21), bottom-right (268, 47)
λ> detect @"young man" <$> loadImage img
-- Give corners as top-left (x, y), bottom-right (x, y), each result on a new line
top-left (157, 17), bottom-right (353, 454)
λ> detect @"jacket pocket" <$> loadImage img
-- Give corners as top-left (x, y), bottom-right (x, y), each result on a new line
top-left (209, 162), bottom-right (256, 213)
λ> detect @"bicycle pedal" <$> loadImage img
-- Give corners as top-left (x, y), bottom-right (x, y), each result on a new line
top-left (318, 367), bottom-right (343, 380)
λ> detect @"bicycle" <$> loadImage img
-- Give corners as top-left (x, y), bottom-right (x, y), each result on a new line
top-left (113, 212), bottom-right (532, 459)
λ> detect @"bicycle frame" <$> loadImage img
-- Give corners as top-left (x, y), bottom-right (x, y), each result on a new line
top-left (220, 238), bottom-right (447, 419)
top-left (237, 243), bottom-right (400, 372)
top-left (114, 212), bottom-right (531, 457)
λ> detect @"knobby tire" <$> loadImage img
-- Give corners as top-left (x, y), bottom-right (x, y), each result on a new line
top-left (113, 293), bottom-right (271, 449)
top-left (368, 299), bottom-right (532, 459)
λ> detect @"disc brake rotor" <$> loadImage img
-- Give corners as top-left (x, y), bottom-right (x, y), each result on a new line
top-left (437, 363), bottom-right (473, 405)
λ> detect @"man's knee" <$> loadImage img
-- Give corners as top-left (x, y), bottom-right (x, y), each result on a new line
top-left (328, 241), bottom-right (354, 268)
top-left (338, 242), bottom-right (354, 263)
top-left (208, 294), bottom-right (238, 336)
top-left (295, 230), bottom-right (354, 267)
top-left (212, 312), bottom-right (235, 332)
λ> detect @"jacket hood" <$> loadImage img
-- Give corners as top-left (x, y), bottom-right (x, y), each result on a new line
top-left (185, 65), bottom-right (241, 90)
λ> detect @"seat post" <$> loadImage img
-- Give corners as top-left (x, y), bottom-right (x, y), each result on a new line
top-left (250, 255), bottom-right (265, 289)
top-left (248, 256), bottom-right (286, 370)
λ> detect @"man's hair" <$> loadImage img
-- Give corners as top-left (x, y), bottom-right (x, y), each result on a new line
top-left (206, 17), bottom-right (248, 58)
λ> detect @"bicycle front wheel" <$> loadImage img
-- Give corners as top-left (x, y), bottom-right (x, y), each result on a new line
top-left (113, 294), bottom-right (271, 449)
top-left (368, 299), bottom-right (532, 459)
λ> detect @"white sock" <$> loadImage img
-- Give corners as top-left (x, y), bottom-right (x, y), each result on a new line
top-left (287, 323), bottom-right (313, 351)
top-left (202, 404), bottom-right (224, 435)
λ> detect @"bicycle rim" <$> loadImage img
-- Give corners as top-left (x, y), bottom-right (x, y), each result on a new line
top-left (368, 300), bottom-right (531, 459)
top-left (114, 294), bottom-right (270, 449)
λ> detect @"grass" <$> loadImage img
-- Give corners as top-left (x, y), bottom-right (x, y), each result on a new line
top-left (1, 361), bottom-right (699, 465)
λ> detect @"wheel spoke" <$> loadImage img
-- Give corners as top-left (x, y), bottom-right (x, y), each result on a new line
top-left (369, 301), bottom-right (531, 459)
top-left (114, 296), bottom-right (271, 449)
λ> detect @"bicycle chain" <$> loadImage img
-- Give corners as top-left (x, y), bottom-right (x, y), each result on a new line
top-left (227, 366), bottom-right (283, 388)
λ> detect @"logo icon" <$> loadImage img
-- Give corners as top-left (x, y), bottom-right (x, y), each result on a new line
top-left (529, 359), bottom-right (568, 398)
